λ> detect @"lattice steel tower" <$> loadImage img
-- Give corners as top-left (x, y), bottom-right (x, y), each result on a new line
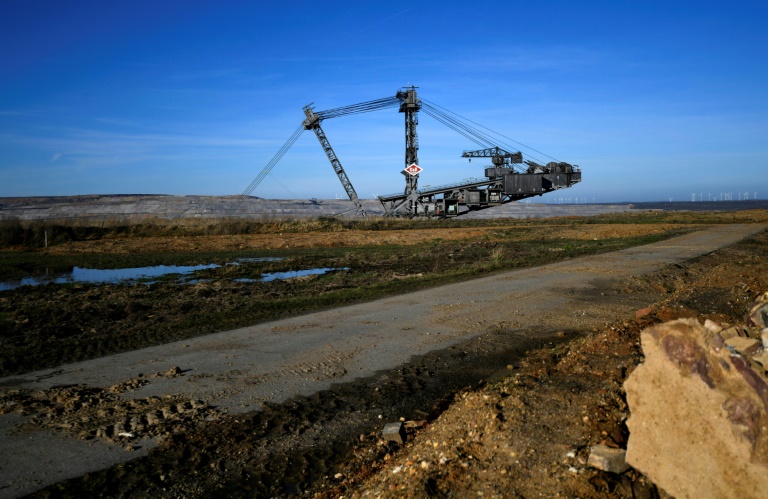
top-left (396, 86), bottom-right (421, 213)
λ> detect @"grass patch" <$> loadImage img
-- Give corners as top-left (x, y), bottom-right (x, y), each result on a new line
top-left (2, 209), bottom-right (767, 249)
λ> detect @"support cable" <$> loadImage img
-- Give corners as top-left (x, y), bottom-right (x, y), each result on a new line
top-left (422, 103), bottom-right (498, 148)
top-left (228, 124), bottom-right (305, 214)
top-left (316, 96), bottom-right (400, 120)
top-left (422, 98), bottom-right (562, 163)
top-left (423, 104), bottom-right (528, 170)
top-left (421, 103), bottom-right (550, 169)
top-left (420, 107), bottom-right (490, 148)
top-left (242, 124), bottom-right (305, 196)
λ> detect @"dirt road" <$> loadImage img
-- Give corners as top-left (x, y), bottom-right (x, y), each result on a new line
top-left (1, 223), bottom-right (765, 497)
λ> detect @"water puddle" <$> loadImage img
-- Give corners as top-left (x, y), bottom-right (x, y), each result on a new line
top-left (237, 267), bottom-right (349, 283)
top-left (0, 264), bottom-right (219, 292)
top-left (0, 258), bottom-right (348, 292)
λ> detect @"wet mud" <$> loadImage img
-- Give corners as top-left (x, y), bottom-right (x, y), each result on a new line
top-left (30, 325), bottom-right (584, 498)
top-left (33, 227), bottom-right (768, 498)
top-left (0, 224), bottom-right (689, 377)
top-left (1, 214), bottom-right (766, 497)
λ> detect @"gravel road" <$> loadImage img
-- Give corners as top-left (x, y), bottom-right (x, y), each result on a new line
top-left (1, 223), bottom-right (765, 497)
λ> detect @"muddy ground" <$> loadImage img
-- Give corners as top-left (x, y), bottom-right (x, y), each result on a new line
top-left (334, 227), bottom-right (768, 498)
top-left (2, 213), bottom-right (729, 377)
top-left (1, 211), bottom-right (767, 497)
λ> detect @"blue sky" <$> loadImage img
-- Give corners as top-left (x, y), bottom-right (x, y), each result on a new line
top-left (1, 0), bottom-right (766, 202)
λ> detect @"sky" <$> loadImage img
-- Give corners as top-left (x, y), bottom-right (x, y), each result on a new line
top-left (1, 0), bottom-right (766, 203)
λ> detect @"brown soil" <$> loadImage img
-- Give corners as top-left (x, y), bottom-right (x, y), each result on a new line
top-left (42, 223), bottom-right (686, 254)
top-left (13, 225), bottom-right (767, 498)
top-left (328, 229), bottom-right (768, 498)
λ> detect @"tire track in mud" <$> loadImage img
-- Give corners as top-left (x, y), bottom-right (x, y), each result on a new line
top-left (203, 349), bottom-right (360, 407)
top-left (3, 223), bottom-right (766, 497)
top-left (41, 326), bottom-right (580, 497)
top-left (0, 368), bottom-right (219, 448)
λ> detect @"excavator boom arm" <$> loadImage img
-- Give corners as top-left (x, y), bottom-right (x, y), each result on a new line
top-left (303, 106), bottom-right (366, 217)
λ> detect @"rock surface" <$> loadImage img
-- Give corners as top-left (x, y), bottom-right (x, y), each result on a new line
top-left (587, 444), bottom-right (629, 474)
top-left (625, 316), bottom-right (768, 498)
top-left (382, 422), bottom-right (406, 444)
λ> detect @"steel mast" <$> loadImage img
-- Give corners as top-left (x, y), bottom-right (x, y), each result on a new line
top-left (302, 104), bottom-right (367, 217)
top-left (397, 86), bottom-right (421, 215)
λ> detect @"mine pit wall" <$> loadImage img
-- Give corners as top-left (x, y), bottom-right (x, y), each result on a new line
top-left (0, 196), bottom-right (384, 222)
top-left (0, 195), bottom-right (637, 222)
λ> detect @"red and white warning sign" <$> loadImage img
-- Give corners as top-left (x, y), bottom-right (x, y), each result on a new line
top-left (403, 163), bottom-right (423, 176)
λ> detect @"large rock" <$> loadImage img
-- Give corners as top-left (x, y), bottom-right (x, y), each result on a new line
top-left (748, 292), bottom-right (768, 328)
top-left (624, 318), bottom-right (768, 498)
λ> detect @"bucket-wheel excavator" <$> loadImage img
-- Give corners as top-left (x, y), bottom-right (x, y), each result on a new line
top-left (234, 87), bottom-right (581, 218)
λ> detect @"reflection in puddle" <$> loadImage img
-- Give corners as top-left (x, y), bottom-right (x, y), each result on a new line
top-left (237, 267), bottom-right (349, 283)
top-left (0, 258), bottom-right (347, 292)
top-left (0, 264), bottom-right (219, 292)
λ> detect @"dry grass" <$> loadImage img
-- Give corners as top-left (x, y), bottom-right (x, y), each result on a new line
top-left (3, 209), bottom-right (768, 250)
